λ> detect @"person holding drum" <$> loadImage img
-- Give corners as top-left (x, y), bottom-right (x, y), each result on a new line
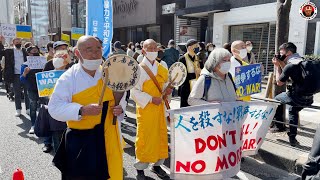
top-left (48, 36), bottom-right (126, 180)
top-left (131, 39), bottom-right (173, 180)
top-left (178, 39), bottom-right (203, 107)
top-left (188, 48), bottom-right (237, 105)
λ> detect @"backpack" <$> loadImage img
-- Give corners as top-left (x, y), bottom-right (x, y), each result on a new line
top-left (202, 73), bottom-right (236, 100)
top-left (296, 60), bottom-right (320, 96)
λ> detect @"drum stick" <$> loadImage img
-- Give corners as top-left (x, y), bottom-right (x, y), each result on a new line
top-left (98, 68), bottom-right (109, 106)
top-left (112, 92), bottom-right (124, 125)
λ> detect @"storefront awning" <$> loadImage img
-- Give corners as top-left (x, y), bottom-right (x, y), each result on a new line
top-left (176, 3), bottom-right (231, 17)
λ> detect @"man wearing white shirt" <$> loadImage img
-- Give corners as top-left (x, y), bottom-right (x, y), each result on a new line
top-left (48, 36), bottom-right (126, 180)
top-left (0, 37), bottom-right (29, 116)
top-left (131, 39), bottom-right (172, 180)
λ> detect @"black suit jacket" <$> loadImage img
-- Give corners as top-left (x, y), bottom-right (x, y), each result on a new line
top-left (0, 48), bottom-right (27, 83)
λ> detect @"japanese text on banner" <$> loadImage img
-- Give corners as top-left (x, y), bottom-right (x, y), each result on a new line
top-left (234, 64), bottom-right (262, 97)
top-left (87, 0), bottom-right (113, 58)
top-left (169, 101), bottom-right (277, 179)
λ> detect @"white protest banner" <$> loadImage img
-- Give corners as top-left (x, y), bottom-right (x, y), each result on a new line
top-left (1, 24), bottom-right (16, 38)
top-left (169, 101), bottom-right (277, 180)
top-left (26, 56), bottom-right (47, 70)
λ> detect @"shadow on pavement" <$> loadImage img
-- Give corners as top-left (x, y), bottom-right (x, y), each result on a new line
top-left (16, 114), bottom-right (44, 145)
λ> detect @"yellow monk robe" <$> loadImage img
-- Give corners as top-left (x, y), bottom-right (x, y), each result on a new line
top-left (135, 63), bottom-right (169, 163)
top-left (67, 79), bottom-right (123, 180)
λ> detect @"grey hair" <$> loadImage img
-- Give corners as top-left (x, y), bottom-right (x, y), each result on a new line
top-left (204, 48), bottom-right (231, 72)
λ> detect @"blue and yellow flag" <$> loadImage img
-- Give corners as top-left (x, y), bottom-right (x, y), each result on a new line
top-left (16, 25), bottom-right (32, 38)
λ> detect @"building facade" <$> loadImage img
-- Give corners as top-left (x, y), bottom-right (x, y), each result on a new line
top-left (48, 0), bottom-right (72, 41)
top-left (176, 0), bottom-right (320, 73)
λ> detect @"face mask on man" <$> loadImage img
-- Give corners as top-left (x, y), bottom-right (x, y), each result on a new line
top-left (219, 62), bottom-right (231, 74)
top-left (15, 44), bottom-right (22, 49)
top-left (131, 45), bottom-right (135, 50)
top-left (53, 57), bottom-right (65, 69)
top-left (237, 48), bottom-right (247, 59)
top-left (208, 47), bottom-right (214, 52)
top-left (79, 51), bottom-right (103, 71)
top-left (145, 51), bottom-right (158, 61)
top-left (246, 46), bottom-right (253, 52)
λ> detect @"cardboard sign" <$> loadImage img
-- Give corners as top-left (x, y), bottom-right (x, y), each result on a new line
top-left (1, 24), bottom-right (16, 38)
top-left (36, 70), bottom-right (65, 97)
top-left (235, 64), bottom-right (262, 97)
top-left (26, 56), bottom-right (47, 70)
top-left (169, 101), bottom-right (277, 179)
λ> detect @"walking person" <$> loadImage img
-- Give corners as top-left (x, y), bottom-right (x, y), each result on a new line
top-left (131, 39), bottom-right (173, 180)
top-left (163, 40), bottom-right (179, 69)
top-left (20, 46), bottom-right (42, 134)
top-left (0, 37), bottom-right (30, 116)
top-left (48, 36), bottom-right (126, 180)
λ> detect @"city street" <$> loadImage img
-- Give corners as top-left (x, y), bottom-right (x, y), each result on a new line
top-left (0, 85), bottom-right (300, 180)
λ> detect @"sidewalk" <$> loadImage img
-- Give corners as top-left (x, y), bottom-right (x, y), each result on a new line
top-left (125, 90), bottom-right (320, 175)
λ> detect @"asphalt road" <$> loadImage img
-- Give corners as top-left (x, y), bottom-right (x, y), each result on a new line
top-left (0, 86), bottom-right (301, 180)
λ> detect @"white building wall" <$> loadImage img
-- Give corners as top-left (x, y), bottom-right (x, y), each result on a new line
top-left (213, 0), bottom-right (308, 55)
top-left (0, 0), bottom-right (15, 24)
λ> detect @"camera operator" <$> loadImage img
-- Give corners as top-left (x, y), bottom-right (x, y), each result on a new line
top-left (272, 42), bottom-right (313, 147)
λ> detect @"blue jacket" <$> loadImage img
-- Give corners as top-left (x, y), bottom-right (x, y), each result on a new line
top-left (163, 47), bottom-right (180, 68)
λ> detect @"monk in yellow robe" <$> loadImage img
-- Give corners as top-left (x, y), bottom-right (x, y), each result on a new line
top-left (131, 39), bottom-right (173, 180)
top-left (48, 36), bottom-right (126, 180)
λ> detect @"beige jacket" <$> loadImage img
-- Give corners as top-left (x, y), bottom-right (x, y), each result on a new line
top-left (188, 68), bottom-right (237, 106)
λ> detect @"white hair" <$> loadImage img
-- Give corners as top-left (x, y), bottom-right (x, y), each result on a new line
top-left (204, 48), bottom-right (231, 72)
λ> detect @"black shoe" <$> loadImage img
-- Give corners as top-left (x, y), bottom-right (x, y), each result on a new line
top-left (136, 170), bottom-right (146, 180)
top-left (151, 166), bottom-right (169, 179)
top-left (42, 144), bottom-right (53, 153)
top-left (288, 133), bottom-right (299, 147)
top-left (269, 126), bottom-right (286, 133)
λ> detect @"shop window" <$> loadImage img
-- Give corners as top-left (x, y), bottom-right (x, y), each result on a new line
top-left (229, 23), bottom-right (276, 74)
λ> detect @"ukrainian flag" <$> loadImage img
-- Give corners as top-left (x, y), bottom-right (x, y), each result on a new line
top-left (16, 25), bottom-right (32, 38)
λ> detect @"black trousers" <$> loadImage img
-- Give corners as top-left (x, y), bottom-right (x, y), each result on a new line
top-left (302, 126), bottom-right (320, 180)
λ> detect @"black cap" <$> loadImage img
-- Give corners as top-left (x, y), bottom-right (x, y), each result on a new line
top-left (186, 39), bottom-right (198, 47)
top-left (53, 41), bottom-right (68, 49)
top-left (114, 41), bottom-right (122, 49)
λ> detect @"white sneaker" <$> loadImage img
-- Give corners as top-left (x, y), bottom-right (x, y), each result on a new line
top-left (29, 126), bottom-right (35, 134)
top-left (15, 110), bottom-right (21, 117)
top-left (26, 109), bottom-right (30, 115)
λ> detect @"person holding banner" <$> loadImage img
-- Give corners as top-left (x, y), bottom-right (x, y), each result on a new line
top-left (131, 39), bottom-right (172, 180)
top-left (20, 46), bottom-right (42, 134)
top-left (230, 40), bottom-right (251, 101)
top-left (0, 37), bottom-right (30, 117)
top-left (48, 36), bottom-right (126, 180)
top-left (178, 39), bottom-right (202, 107)
top-left (188, 48), bottom-right (237, 105)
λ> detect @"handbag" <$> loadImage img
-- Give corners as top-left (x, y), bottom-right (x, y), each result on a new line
top-left (34, 104), bottom-right (52, 137)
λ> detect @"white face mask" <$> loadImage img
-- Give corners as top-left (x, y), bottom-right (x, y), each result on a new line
top-left (219, 62), bottom-right (231, 74)
top-left (145, 51), bottom-right (158, 61)
top-left (208, 47), bottom-right (214, 52)
top-left (131, 45), bottom-right (135, 50)
top-left (238, 48), bottom-right (247, 59)
top-left (246, 46), bottom-right (253, 52)
top-left (53, 57), bottom-right (65, 69)
top-left (79, 52), bottom-right (102, 71)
